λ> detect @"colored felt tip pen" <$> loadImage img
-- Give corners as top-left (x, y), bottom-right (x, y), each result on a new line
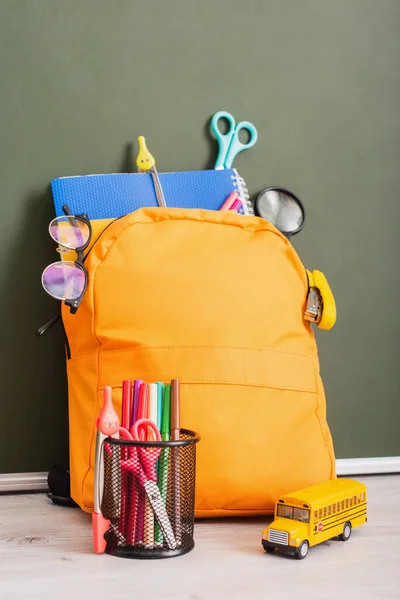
top-left (154, 384), bottom-right (171, 546)
top-left (170, 379), bottom-right (182, 545)
top-left (219, 191), bottom-right (239, 211)
top-left (148, 383), bottom-right (158, 441)
top-left (161, 384), bottom-right (171, 441)
top-left (121, 380), bottom-right (132, 429)
top-left (230, 198), bottom-right (243, 212)
top-left (170, 379), bottom-right (180, 441)
top-left (156, 382), bottom-right (164, 431)
top-left (131, 379), bottom-right (143, 427)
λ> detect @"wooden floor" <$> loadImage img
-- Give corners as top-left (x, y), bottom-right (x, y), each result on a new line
top-left (0, 475), bottom-right (399, 599)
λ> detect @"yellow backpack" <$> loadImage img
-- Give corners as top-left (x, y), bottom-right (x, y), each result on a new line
top-left (61, 206), bottom-right (336, 517)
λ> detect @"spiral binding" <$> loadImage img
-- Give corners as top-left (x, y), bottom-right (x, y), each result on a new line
top-left (231, 169), bottom-right (253, 216)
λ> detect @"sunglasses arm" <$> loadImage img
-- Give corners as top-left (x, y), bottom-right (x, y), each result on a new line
top-left (36, 313), bottom-right (61, 336)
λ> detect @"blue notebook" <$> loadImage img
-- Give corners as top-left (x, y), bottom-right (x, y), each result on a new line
top-left (51, 168), bottom-right (252, 219)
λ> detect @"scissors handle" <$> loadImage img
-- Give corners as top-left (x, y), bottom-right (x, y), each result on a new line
top-left (132, 418), bottom-right (162, 442)
top-left (132, 419), bottom-right (162, 484)
top-left (118, 426), bottom-right (133, 440)
top-left (211, 111), bottom-right (236, 169)
top-left (120, 445), bottom-right (161, 484)
top-left (211, 111), bottom-right (258, 169)
top-left (224, 120), bottom-right (258, 169)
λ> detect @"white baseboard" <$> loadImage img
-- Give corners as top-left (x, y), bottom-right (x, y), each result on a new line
top-left (0, 472), bottom-right (48, 493)
top-left (0, 457), bottom-right (399, 493)
top-left (336, 456), bottom-right (400, 476)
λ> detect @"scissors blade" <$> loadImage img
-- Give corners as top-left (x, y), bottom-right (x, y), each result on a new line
top-left (144, 480), bottom-right (177, 550)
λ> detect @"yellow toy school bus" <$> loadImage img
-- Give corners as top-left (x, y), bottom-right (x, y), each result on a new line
top-left (262, 478), bottom-right (367, 559)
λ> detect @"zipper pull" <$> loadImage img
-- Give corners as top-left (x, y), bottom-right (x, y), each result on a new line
top-left (36, 313), bottom-right (61, 336)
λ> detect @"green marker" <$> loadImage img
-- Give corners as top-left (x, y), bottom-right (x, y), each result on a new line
top-left (154, 384), bottom-right (171, 546)
top-left (156, 382), bottom-right (164, 431)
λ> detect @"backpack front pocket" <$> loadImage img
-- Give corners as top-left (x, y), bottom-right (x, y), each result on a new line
top-left (89, 344), bottom-right (335, 517)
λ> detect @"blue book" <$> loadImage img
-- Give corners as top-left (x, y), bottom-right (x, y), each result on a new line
top-left (51, 169), bottom-right (252, 219)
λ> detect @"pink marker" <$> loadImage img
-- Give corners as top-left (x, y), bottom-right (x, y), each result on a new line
top-left (230, 197), bottom-right (243, 212)
top-left (219, 191), bottom-right (239, 211)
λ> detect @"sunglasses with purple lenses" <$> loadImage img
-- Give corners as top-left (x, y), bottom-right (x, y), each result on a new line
top-left (41, 212), bottom-right (92, 314)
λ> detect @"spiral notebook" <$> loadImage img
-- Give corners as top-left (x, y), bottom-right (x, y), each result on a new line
top-left (50, 168), bottom-right (252, 219)
top-left (51, 169), bottom-right (253, 219)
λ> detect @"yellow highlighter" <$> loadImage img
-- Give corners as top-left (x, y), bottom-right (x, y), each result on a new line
top-left (305, 269), bottom-right (336, 330)
top-left (136, 136), bottom-right (167, 208)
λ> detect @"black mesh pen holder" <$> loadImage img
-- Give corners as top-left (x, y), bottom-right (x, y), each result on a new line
top-left (101, 429), bottom-right (200, 559)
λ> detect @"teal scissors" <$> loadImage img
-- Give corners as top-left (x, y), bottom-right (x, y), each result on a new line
top-left (211, 110), bottom-right (258, 169)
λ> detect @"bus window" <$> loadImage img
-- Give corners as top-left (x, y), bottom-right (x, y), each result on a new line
top-left (276, 505), bottom-right (310, 523)
top-left (293, 508), bottom-right (310, 523)
top-left (332, 504), bottom-right (336, 514)
top-left (318, 509), bottom-right (322, 520)
top-left (357, 494), bottom-right (361, 503)
top-left (349, 497), bottom-right (353, 507)
top-left (341, 501), bottom-right (344, 510)
top-left (327, 505), bottom-right (331, 516)
top-left (323, 507), bottom-right (327, 517)
top-left (361, 492), bottom-right (365, 502)
top-left (354, 496), bottom-right (357, 505)
top-left (345, 499), bottom-right (349, 508)
top-left (337, 502), bottom-right (340, 512)
top-left (314, 511), bottom-right (318, 521)
top-left (277, 505), bottom-right (294, 519)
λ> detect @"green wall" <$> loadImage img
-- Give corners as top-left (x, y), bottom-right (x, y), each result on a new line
top-left (1, 0), bottom-right (399, 473)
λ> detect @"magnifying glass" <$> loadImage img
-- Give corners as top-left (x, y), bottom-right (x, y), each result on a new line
top-left (254, 186), bottom-right (305, 238)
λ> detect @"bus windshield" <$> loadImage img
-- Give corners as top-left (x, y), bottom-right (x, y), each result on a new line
top-left (277, 504), bottom-right (310, 523)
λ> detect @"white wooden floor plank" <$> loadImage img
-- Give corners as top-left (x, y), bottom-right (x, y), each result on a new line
top-left (0, 475), bottom-right (399, 600)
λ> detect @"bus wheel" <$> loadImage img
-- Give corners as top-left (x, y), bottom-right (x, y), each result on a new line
top-left (295, 540), bottom-right (309, 559)
top-left (339, 522), bottom-right (352, 541)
